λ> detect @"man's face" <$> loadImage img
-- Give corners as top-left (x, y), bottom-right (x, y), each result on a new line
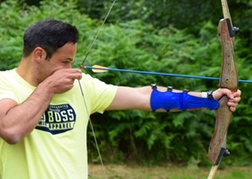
top-left (40, 43), bottom-right (77, 80)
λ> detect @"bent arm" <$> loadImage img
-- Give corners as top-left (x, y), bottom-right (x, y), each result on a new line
top-left (0, 68), bottom-right (82, 144)
top-left (0, 82), bottom-right (54, 144)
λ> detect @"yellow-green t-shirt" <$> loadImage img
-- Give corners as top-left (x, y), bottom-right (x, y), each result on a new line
top-left (0, 69), bottom-right (117, 179)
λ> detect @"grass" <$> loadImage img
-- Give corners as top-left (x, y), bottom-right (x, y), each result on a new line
top-left (88, 164), bottom-right (252, 179)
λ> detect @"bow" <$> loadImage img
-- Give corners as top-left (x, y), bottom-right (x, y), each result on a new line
top-left (80, 1), bottom-right (239, 178)
top-left (207, 0), bottom-right (239, 178)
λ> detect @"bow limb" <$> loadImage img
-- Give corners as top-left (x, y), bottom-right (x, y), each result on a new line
top-left (207, 1), bottom-right (239, 178)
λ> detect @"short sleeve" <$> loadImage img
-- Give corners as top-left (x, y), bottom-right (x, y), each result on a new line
top-left (0, 71), bottom-right (18, 101)
top-left (80, 74), bottom-right (117, 114)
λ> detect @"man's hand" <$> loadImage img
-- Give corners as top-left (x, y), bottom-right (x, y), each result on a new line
top-left (213, 88), bottom-right (241, 112)
top-left (44, 68), bottom-right (82, 94)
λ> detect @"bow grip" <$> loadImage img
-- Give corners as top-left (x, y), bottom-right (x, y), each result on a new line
top-left (207, 18), bottom-right (238, 165)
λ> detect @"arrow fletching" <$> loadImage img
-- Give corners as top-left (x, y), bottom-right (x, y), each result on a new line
top-left (92, 65), bottom-right (109, 73)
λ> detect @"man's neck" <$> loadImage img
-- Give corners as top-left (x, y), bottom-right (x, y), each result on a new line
top-left (16, 58), bottom-right (39, 86)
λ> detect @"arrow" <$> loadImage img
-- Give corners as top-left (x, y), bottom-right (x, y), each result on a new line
top-left (80, 65), bottom-right (252, 83)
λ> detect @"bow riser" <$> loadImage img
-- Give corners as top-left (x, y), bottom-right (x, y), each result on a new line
top-left (218, 19), bottom-right (238, 90)
top-left (207, 18), bottom-right (238, 165)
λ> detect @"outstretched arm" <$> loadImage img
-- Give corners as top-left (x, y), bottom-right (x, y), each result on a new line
top-left (106, 85), bottom-right (241, 112)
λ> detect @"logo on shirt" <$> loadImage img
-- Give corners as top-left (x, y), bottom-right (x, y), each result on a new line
top-left (35, 104), bottom-right (76, 135)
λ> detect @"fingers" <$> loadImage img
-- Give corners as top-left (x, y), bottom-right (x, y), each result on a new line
top-left (62, 68), bottom-right (82, 85)
top-left (214, 88), bottom-right (241, 112)
top-left (64, 68), bottom-right (82, 80)
top-left (227, 100), bottom-right (238, 112)
top-left (228, 90), bottom-right (241, 105)
top-left (227, 89), bottom-right (241, 112)
top-left (57, 68), bottom-right (82, 81)
top-left (233, 89), bottom-right (241, 98)
top-left (46, 68), bottom-right (83, 94)
top-left (229, 106), bottom-right (236, 112)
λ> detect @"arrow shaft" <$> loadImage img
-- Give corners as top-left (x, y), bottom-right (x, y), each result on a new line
top-left (83, 65), bottom-right (252, 83)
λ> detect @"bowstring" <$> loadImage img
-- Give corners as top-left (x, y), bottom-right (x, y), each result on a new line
top-left (78, 0), bottom-right (117, 178)
top-left (78, 81), bottom-right (108, 178)
top-left (81, 0), bottom-right (117, 66)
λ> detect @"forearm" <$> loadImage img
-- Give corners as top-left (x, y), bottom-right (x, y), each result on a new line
top-left (154, 86), bottom-right (203, 97)
top-left (108, 85), bottom-right (207, 111)
top-left (0, 81), bottom-right (54, 144)
top-left (150, 85), bottom-right (218, 111)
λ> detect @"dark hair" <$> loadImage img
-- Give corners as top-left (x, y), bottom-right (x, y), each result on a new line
top-left (22, 19), bottom-right (79, 60)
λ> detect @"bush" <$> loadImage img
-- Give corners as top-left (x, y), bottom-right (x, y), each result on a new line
top-left (1, 0), bottom-right (251, 167)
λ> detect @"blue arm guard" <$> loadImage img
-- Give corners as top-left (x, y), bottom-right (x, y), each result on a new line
top-left (150, 87), bottom-right (220, 111)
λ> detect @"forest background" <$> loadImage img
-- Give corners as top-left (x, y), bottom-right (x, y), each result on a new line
top-left (0, 0), bottom-right (252, 169)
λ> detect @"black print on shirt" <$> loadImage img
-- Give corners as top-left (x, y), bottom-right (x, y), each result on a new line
top-left (36, 104), bottom-right (76, 135)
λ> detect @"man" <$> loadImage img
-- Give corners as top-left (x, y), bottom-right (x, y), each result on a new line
top-left (0, 19), bottom-right (241, 179)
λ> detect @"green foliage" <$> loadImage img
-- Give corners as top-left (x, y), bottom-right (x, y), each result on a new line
top-left (85, 19), bottom-right (251, 166)
top-left (1, 0), bottom-right (252, 167)
top-left (0, 0), bottom-right (94, 70)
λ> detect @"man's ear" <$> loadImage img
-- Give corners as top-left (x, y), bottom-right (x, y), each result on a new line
top-left (33, 47), bottom-right (46, 63)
